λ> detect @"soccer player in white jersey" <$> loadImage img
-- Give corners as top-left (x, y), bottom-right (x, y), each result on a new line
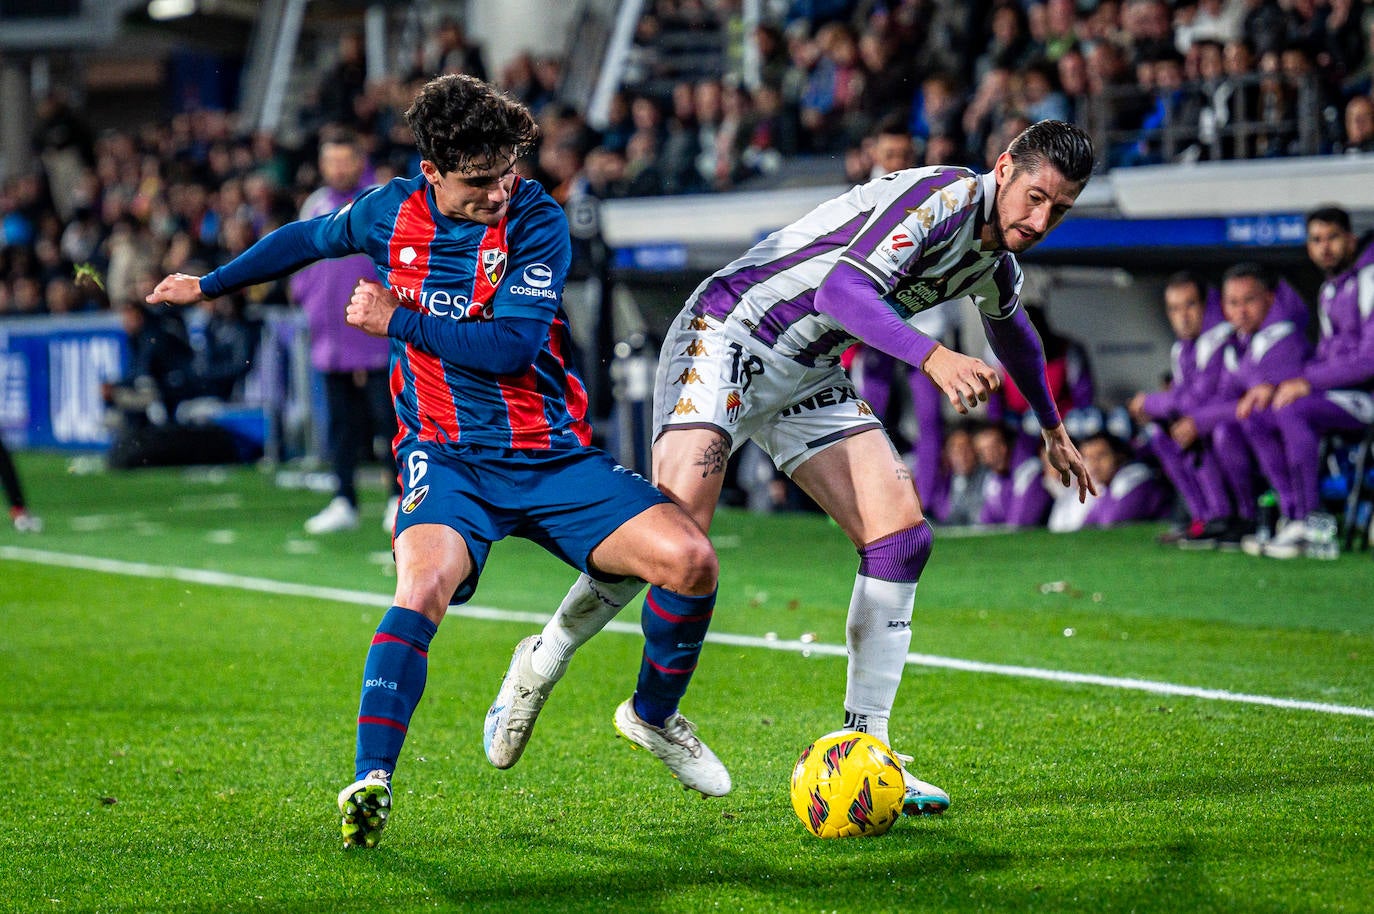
top-left (485, 120), bottom-right (1098, 815)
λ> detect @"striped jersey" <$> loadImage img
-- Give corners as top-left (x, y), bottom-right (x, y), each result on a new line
top-left (201, 174), bottom-right (588, 452)
top-left (688, 167), bottom-right (1021, 366)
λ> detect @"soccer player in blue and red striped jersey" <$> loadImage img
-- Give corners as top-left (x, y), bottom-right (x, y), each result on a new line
top-left (147, 74), bottom-right (728, 849)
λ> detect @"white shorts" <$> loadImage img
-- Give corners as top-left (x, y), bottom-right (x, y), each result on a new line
top-left (652, 312), bottom-right (885, 475)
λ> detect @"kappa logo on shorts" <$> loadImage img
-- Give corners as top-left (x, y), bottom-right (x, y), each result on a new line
top-left (671, 397), bottom-right (700, 416)
top-left (683, 340), bottom-right (709, 357)
top-left (401, 484), bottom-right (429, 514)
top-left (688, 316), bottom-right (709, 330)
top-left (675, 367), bottom-right (705, 385)
top-left (857, 400), bottom-right (874, 417)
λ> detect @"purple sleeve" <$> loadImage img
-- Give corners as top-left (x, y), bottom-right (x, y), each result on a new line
top-left (814, 260), bottom-right (940, 368)
top-left (1066, 343), bottom-right (1094, 410)
top-left (981, 309), bottom-right (1061, 429)
top-left (1304, 265), bottom-right (1374, 391)
top-left (1140, 389), bottom-right (1177, 420)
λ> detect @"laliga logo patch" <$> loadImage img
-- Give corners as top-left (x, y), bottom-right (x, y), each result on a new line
top-left (401, 484), bottom-right (429, 515)
top-left (481, 248), bottom-right (507, 286)
top-left (399, 246), bottom-right (418, 266)
top-left (877, 230), bottom-right (915, 266)
top-left (522, 263), bottom-right (553, 288)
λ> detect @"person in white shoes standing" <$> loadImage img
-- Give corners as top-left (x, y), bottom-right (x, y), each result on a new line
top-left (293, 128), bottom-right (401, 535)
top-left (485, 120), bottom-right (1100, 819)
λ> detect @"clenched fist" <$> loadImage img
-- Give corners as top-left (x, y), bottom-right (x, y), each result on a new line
top-left (347, 278), bottom-right (400, 337)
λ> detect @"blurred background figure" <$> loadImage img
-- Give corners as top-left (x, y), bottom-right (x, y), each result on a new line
top-left (0, 438), bottom-right (41, 532)
top-left (289, 129), bottom-right (400, 535)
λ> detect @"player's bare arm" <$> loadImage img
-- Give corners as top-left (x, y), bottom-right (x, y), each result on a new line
top-left (347, 278), bottom-right (399, 337)
top-left (919, 344), bottom-right (1001, 414)
top-left (1042, 423), bottom-right (1096, 503)
top-left (145, 273), bottom-right (206, 306)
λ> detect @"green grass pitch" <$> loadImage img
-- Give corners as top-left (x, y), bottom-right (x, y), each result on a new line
top-left (1, 454), bottom-right (1370, 913)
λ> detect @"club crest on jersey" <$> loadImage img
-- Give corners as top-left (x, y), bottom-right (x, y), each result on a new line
top-left (401, 484), bottom-right (429, 515)
top-left (724, 390), bottom-right (744, 423)
top-left (481, 248), bottom-right (507, 286)
top-left (399, 246), bottom-right (418, 266)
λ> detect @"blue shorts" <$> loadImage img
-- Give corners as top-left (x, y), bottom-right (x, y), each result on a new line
top-left (393, 443), bottom-right (670, 604)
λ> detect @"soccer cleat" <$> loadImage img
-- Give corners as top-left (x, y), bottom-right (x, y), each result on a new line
top-left (1261, 518), bottom-right (1309, 559)
top-left (306, 496), bottom-right (359, 534)
top-left (1177, 518), bottom-right (1228, 551)
top-left (382, 495), bottom-right (400, 534)
top-left (613, 698), bottom-right (731, 797)
top-left (10, 509), bottom-right (42, 533)
top-left (338, 770), bottom-right (392, 849)
top-left (893, 752), bottom-right (950, 816)
top-left (483, 635), bottom-right (559, 769)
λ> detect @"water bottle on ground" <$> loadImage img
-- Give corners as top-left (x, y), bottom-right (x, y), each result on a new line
top-left (1307, 511), bottom-right (1339, 560)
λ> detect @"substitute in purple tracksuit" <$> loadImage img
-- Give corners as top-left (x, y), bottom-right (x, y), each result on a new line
top-left (1181, 263), bottom-right (1311, 546)
top-left (1242, 207), bottom-right (1374, 557)
top-left (1129, 272), bottom-right (1236, 542)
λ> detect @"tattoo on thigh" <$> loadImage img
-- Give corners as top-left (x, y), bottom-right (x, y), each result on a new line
top-left (697, 439), bottom-right (726, 477)
top-left (896, 463), bottom-right (912, 483)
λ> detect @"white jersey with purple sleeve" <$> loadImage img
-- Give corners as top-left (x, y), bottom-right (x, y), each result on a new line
top-left (685, 167), bottom-right (1021, 368)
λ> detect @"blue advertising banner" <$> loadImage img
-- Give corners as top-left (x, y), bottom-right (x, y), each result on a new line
top-left (0, 315), bottom-right (128, 450)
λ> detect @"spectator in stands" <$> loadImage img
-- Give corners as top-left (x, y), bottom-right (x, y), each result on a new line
top-left (1129, 271), bottom-right (1239, 547)
top-left (318, 31), bottom-right (369, 128)
top-left (976, 421), bottom-right (1052, 527)
top-left (289, 130), bottom-right (400, 536)
top-left (1175, 0), bottom-right (1247, 52)
top-left (856, 28), bottom-right (917, 130)
top-left (976, 2), bottom-right (1039, 85)
top-left (912, 71), bottom-right (966, 150)
top-left (927, 421), bottom-right (988, 527)
top-left (1042, 0), bottom-right (1083, 63)
top-left (1340, 93), bottom-right (1374, 153)
top-left (1241, 206), bottom-right (1374, 559)
top-left (1175, 263), bottom-right (1308, 550)
top-left (1056, 46), bottom-right (1093, 125)
top-left (432, 16), bottom-right (488, 80)
top-left (798, 21), bottom-right (866, 151)
top-left (105, 301), bottom-right (196, 429)
top-left (1018, 59), bottom-right (1073, 124)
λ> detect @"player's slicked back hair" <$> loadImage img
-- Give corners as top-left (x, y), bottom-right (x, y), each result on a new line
top-left (405, 74), bottom-right (540, 175)
top-left (1306, 205), bottom-right (1352, 232)
top-left (1006, 120), bottom-right (1095, 184)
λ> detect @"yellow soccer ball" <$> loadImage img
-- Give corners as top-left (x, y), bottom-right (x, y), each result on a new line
top-left (789, 730), bottom-right (905, 838)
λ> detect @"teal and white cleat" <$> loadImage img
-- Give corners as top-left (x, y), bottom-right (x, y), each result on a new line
top-left (484, 635), bottom-right (559, 769)
top-left (894, 753), bottom-right (950, 816)
top-left (338, 770), bottom-right (392, 849)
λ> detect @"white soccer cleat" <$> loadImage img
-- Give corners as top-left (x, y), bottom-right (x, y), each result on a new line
top-left (337, 769), bottom-right (392, 849)
top-left (1261, 518), bottom-right (1309, 559)
top-left (613, 698), bottom-right (731, 797)
top-left (382, 495), bottom-right (400, 534)
top-left (894, 752), bottom-right (950, 816)
top-left (306, 496), bottom-right (359, 534)
top-left (11, 510), bottom-right (42, 533)
top-left (483, 635), bottom-right (560, 769)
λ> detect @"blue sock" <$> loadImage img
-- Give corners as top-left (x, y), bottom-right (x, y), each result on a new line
top-left (634, 586), bottom-right (716, 727)
top-left (355, 606), bottom-right (438, 780)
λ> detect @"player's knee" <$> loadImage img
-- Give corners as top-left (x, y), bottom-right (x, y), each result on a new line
top-left (662, 533), bottom-right (719, 596)
top-left (858, 521), bottom-right (934, 583)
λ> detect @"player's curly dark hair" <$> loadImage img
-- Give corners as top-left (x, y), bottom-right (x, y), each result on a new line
top-left (405, 74), bottom-right (540, 175)
top-left (1006, 120), bottom-right (1095, 184)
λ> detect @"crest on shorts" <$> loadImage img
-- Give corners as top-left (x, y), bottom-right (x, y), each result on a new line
top-left (481, 248), bottom-right (507, 286)
top-left (724, 390), bottom-right (744, 423)
top-left (401, 484), bottom-right (430, 515)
